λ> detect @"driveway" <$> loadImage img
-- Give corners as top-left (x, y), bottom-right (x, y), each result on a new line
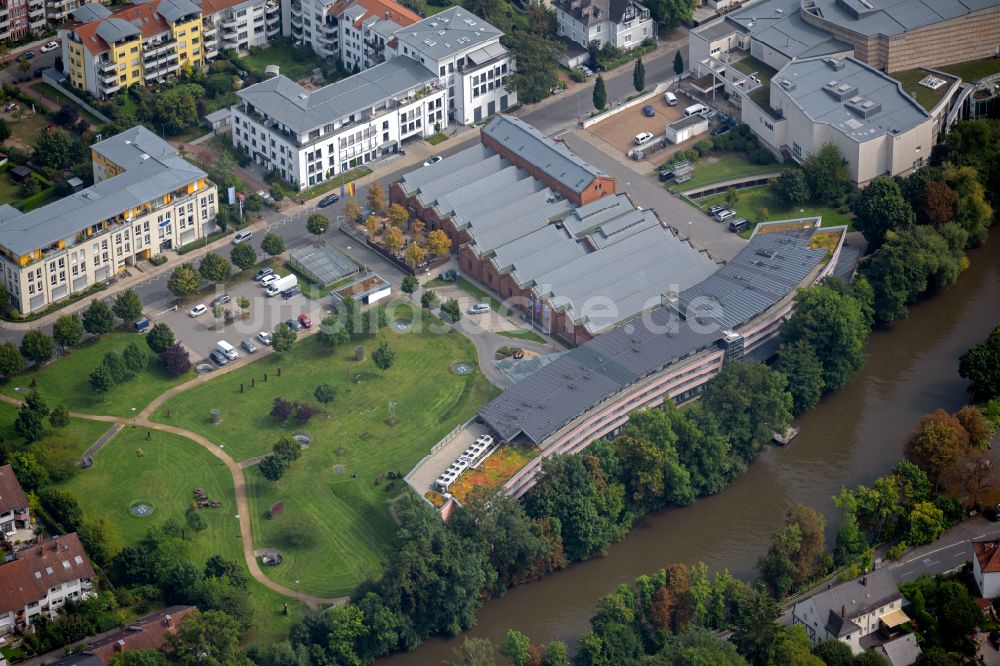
top-left (885, 515), bottom-right (1000, 584)
top-left (587, 88), bottom-right (693, 159)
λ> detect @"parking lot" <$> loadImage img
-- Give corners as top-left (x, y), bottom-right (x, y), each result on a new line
top-left (153, 274), bottom-right (326, 362)
top-left (587, 88), bottom-right (692, 155)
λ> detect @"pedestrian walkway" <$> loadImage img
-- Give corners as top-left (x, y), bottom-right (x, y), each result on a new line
top-left (82, 422), bottom-right (124, 460)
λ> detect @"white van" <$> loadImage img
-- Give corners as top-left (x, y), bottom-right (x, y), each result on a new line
top-left (635, 132), bottom-right (654, 145)
top-left (684, 103), bottom-right (708, 117)
top-left (216, 340), bottom-right (238, 361)
top-left (664, 91), bottom-right (678, 106)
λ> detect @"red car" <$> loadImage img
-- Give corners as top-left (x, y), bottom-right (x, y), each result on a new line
top-left (298, 314), bottom-right (312, 328)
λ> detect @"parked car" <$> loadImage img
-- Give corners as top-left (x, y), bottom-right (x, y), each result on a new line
top-left (468, 303), bottom-right (491, 315)
top-left (664, 91), bottom-right (678, 106)
top-left (281, 286), bottom-right (301, 299)
top-left (642, 105), bottom-right (655, 117)
top-left (189, 304), bottom-right (208, 317)
top-left (658, 169), bottom-right (676, 182)
top-left (298, 314), bottom-right (312, 328)
top-left (232, 230), bottom-right (253, 244)
top-left (285, 318), bottom-right (304, 332)
top-left (16, 51), bottom-right (35, 62)
top-left (133, 317), bottom-right (150, 333)
top-left (715, 209), bottom-right (736, 223)
top-left (256, 331), bottom-right (272, 346)
top-left (241, 339), bottom-right (258, 354)
top-left (706, 204), bottom-right (728, 216)
top-left (209, 293), bottom-right (231, 307)
top-left (577, 65), bottom-right (593, 77)
top-left (423, 155), bottom-right (443, 166)
top-left (634, 132), bottom-right (654, 145)
top-left (254, 268), bottom-right (274, 282)
top-left (317, 193), bottom-right (340, 208)
top-left (40, 41), bottom-right (59, 53)
top-left (209, 350), bottom-right (229, 367)
top-left (260, 274), bottom-right (279, 287)
top-left (711, 124), bottom-right (731, 136)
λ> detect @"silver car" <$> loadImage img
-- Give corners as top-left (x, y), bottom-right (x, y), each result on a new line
top-left (241, 339), bottom-right (258, 354)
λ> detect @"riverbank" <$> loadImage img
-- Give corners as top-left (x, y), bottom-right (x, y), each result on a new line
top-left (380, 232), bottom-right (1000, 665)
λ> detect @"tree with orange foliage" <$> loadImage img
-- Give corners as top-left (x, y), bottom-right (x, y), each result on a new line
top-left (384, 226), bottom-right (404, 253)
top-left (904, 408), bottom-right (971, 489)
top-left (955, 405), bottom-right (991, 448)
top-left (426, 229), bottom-right (452, 258)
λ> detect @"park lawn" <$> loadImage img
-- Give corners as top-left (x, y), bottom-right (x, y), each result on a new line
top-left (3, 112), bottom-right (49, 152)
top-left (0, 401), bottom-right (110, 450)
top-left (426, 132), bottom-right (449, 145)
top-left (497, 328), bottom-right (546, 344)
top-left (941, 57), bottom-right (1000, 83)
top-left (242, 43), bottom-right (333, 82)
top-left (152, 302), bottom-right (499, 596)
top-left (0, 332), bottom-right (195, 418)
top-left (696, 187), bottom-right (853, 230)
top-left (57, 426), bottom-right (304, 646)
top-left (669, 153), bottom-right (780, 191)
top-left (454, 277), bottom-right (506, 314)
top-left (0, 171), bottom-right (21, 206)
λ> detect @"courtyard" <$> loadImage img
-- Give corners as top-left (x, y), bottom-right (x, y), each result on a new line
top-left (586, 87), bottom-right (695, 163)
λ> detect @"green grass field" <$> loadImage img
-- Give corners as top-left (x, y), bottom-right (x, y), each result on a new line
top-left (151, 303), bottom-right (498, 596)
top-left (892, 69), bottom-right (953, 111)
top-left (941, 57), bottom-right (1000, 83)
top-left (497, 329), bottom-right (546, 344)
top-left (695, 187), bottom-right (853, 232)
top-left (242, 42), bottom-right (335, 82)
top-left (0, 401), bottom-right (110, 450)
top-left (670, 154), bottom-right (781, 191)
top-left (1, 333), bottom-right (194, 418)
top-left (57, 426), bottom-right (304, 645)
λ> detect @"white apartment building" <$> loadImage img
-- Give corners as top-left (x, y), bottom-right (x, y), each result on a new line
top-left (232, 56), bottom-right (448, 190)
top-left (283, 0), bottom-right (338, 58)
top-left (335, 0), bottom-right (420, 70)
top-left (0, 127), bottom-right (217, 315)
top-left (387, 6), bottom-right (516, 125)
top-left (202, 0), bottom-right (280, 52)
top-left (0, 534), bottom-right (95, 636)
top-left (553, 0), bottom-right (653, 51)
top-left (0, 465), bottom-right (30, 544)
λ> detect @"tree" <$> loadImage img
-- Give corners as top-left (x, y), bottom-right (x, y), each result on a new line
top-left (259, 454), bottom-right (288, 482)
top-left (905, 409), bottom-right (970, 489)
top-left (367, 181), bottom-right (386, 213)
top-left (82, 299), bottom-right (116, 337)
top-left (411, 218), bottom-right (426, 237)
top-left (401, 275), bottom-right (419, 295)
top-left (732, 588), bottom-right (782, 666)
top-left (20, 330), bottom-right (54, 366)
top-left (673, 50), bottom-right (684, 76)
top-left (306, 213), bottom-right (329, 236)
top-left (345, 197), bottom-right (361, 223)
top-left (166, 610), bottom-right (252, 666)
top-left (15, 391), bottom-right (48, 442)
top-left (404, 242), bottom-right (426, 268)
top-left (700, 361), bottom-right (792, 462)
top-left (632, 56), bottom-right (645, 92)
top-left (244, 193), bottom-right (264, 212)
top-left (102, 351), bottom-right (129, 384)
top-left (39, 487), bottom-right (83, 530)
top-left (0, 118), bottom-right (9, 143)
top-left (49, 404), bottom-right (70, 429)
top-left (151, 86), bottom-right (202, 136)
top-left (909, 500), bottom-right (947, 545)
top-left (959, 325), bottom-right (1000, 402)
top-left (371, 336), bottom-right (395, 372)
top-left (0, 341), bottom-right (23, 378)
top-left (776, 341), bottom-right (824, 414)
top-left (802, 143), bottom-right (848, 204)
top-left (812, 639), bottom-right (854, 666)
top-left (505, 32), bottom-right (560, 104)
top-left (147, 323), bottom-right (175, 354)
top-left (273, 436), bottom-right (302, 463)
top-left (78, 517), bottom-right (123, 567)
top-left (954, 405), bottom-right (991, 448)
top-left (446, 637), bottom-right (496, 666)
top-left (271, 323), bottom-right (296, 353)
top-left (199, 253), bottom-right (231, 283)
top-left (918, 179), bottom-right (958, 229)
top-left (161, 343), bottom-right (191, 377)
top-left (89, 364), bottom-right (115, 393)
top-left (593, 74), bottom-right (607, 110)
top-left (364, 214), bottom-right (380, 237)
top-left (317, 316), bottom-right (350, 349)
top-left (186, 509), bottom-right (207, 532)
top-left (421, 289), bottom-right (439, 310)
top-left (261, 233), bottom-right (286, 258)
top-left (113, 289), bottom-right (143, 325)
top-left (230, 243), bottom-right (257, 271)
top-left (52, 314), bottom-right (84, 351)
top-left (725, 187), bottom-right (739, 208)
top-left (314, 383), bottom-right (336, 405)
top-left (122, 342), bottom-right (147, 374)
top-left (384, 226), bottom-right (404, 253)
top-left (387, 203), bottom-right (409, 228)
top-left (33, 126), bottom-right (77, 169)
top-left (500, 630), bottom-right (531, 666)
top-left (8, 452), bottom-right (48, 491)
top-left (758, 505), bottom-right (829, 598)
top-left (426, 229), bottom-right (452, 257)
top-left (852, 176), bottom-right (914, 250)
top-left (168, 263), bottom-right (201, 297)
top-left (781, 281), bottom-right (870, 391)
top-left (441, 298), bottom-right (462, 323)
top-left (270, 397), bottom-right (294, 421)
top-left (647, 0), bottom-right (694, 28)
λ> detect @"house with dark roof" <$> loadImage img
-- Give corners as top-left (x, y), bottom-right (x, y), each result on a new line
top-left (0, 534), bottom-right (96, 636)
top-left (0, 465), bottom-right (30, 544)
top-left (84, 605), bottom-right (196, 664)
top-left (553, 0), bottom-right (654, 51)
top-left (972, 539), bottom-right (1000, 598)
top-left (792, 569), bottom-right (906, 654)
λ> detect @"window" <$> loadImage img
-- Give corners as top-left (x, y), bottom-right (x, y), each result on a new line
top-left (792, 142), bottom-right (802, 160)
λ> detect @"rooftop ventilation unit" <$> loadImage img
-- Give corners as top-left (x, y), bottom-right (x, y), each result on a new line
top-left (823, 80), bottom-right (858, 101)
top-left (846, 97), bottom-right (882, 118)
top-left (823, 56), bottom-right (845, 71)
top-left (780, 78), bottom-right (796, 91)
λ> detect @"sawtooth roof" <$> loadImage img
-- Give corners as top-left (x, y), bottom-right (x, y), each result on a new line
top-left (482, 115), bottom-right (607, 194)
top-left (237, 57), bottom-right (435, 136)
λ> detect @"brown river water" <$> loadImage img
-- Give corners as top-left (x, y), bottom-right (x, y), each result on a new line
top-left (382, 232), bottom-right (1000, 664)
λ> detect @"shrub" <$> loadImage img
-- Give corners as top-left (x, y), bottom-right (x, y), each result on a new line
top-left (294, 403), bottom-right (314, 424)
top-left (149, 255), bottom-right (168, 266)
top-left (267, 502), bottom-right (284, 519)
top-left (271, 397), bottom-right (294, 421)
top-left (694, 140), bottom-right (714, 157)
top-left (160, 343), bottom-right (190, 376)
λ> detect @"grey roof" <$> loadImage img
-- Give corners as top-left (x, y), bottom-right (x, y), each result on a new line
top-left (95, 18), bottom-right (140, 44)
top-left (879, 634), bottom-right (922, 666)
top-left (478, 225), bottom-right (833, 444)
top-left (773, 55), bottom-right (930, 142)
top-left (797, 569), bottom-right (901, 637)
top-left (157, 0), bottom-right (200, 22)
top-left (695, 17), bottom-right (746, 41)
top-left (237, 58), bottom-right (435, 135)
top-left (393, 6), bottom-right (503, 60)
top-left (0, 128), bottom-right (206, 257)
top-left (289, 242), bottom-right (357, 286)
top-left (465, 41), bottom-right (508, 66)
top-left (802, 0), bottom-right (1000, 38)
top-left (678, 223), bottom-right (831, 329)
top-left (467, 193), bottom-right (571, 254)
top-left (397, 143), bottom-right (494, 195)
top-left (553, 0), bottom-right (642, 26)
top-left (91, 125), bottom-right (177, 171)
top-left (204, 108), bottom-right (232, 123)
top-left (726, 0), bottom-right (853, 60)
top-left (482, 115), bottom-right (607, 194)
top-left (72, 3), bottom-right (112, 22)
top-left (433, 165), bottom-right (531, 218)
top-left (669, 114), bottom-right (709, 132)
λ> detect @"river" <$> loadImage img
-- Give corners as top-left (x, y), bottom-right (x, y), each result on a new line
top-left (382, 232), bottom-right (1000, 664)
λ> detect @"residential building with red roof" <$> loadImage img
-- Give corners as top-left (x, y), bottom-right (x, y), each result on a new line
top-left (972, 539), bottom-right (1000, 598)
top-left (0, 464), bottom-right (31, 545)
top-left (200, 0), bottom-right (280, 52)
top-left (82, 605), bottom-right (197, 664)
top-left (0, 533), bottom-right (96, 636)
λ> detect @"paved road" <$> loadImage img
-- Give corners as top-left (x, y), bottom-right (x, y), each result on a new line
top-left (886, 516), bottom-right (1000, 584)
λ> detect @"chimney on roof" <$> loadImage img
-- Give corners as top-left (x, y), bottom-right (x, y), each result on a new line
top-left (841, 605), bottom-right (846, 618)
top-left (114, 639), bottom-right (126, 653)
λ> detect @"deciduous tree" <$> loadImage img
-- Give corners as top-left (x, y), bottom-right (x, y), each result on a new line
top-left (53, 314), bottom-right (84, 351)
top-left (371, 336), bottom-right (395, 372)
top-left (904, 409), bottom-right (970, 489)
top-left (271, 323), bottom-right (295, 353)
top-left (168, 263), bottom-right (201, 297)
top-left (776, 340), bottom-right (825, 414)
top-left (199, 253), bottom-right (231, 283)
top-left (367, 181), bottom-right (386, 213)
top-left (919, 179), bottom-right (958, 228)
top-left (20, 329), bottom-right (54, 366)
top-left (426, 229), bottom-right (451, 257)
top-left (404, 242), bottom-right (425, 268)
top-left (261, 233), bottom-right (285, 258)
top-left (344, 197), bottom-right (361, 223)
top-left (82, 299), bottom-right (116, 336)
top-left (160, 343), bottom-right (191, 377)
top-left (387, 203), bottom-right (408, 228)
top-left (384, 226), bottom-right (404, 253)
top-left (112, 289), bottom-right (143, 325)
top-left (802, 143), bottom-right (847, 204)
top-left (0, 341), bottom-right (24, 378)
top-left (959, 325), bottom-right (1000, 402)
top-left (306, 213), bottom-right (329, 236)
top-left (314, 383), bottom-right (336, 405)
top-left (852, 175), bottom-right (914, 250)
top-left (230, 243), bottom-right (257, 271)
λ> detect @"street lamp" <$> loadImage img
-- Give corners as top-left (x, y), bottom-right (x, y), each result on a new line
top-left (688, 221), bottom-right (693, 242)
top-left (234, 514), bottom-right (240, 538)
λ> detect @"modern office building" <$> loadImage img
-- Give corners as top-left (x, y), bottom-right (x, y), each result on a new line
top-left (553, 0), bottom-right (654, 51)
top-left (0, 127), bottom-right (217, 315)
top-left (232, 56), bottom-right (448, 189)
top-left (60, 0), bottom-right (207, 99)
